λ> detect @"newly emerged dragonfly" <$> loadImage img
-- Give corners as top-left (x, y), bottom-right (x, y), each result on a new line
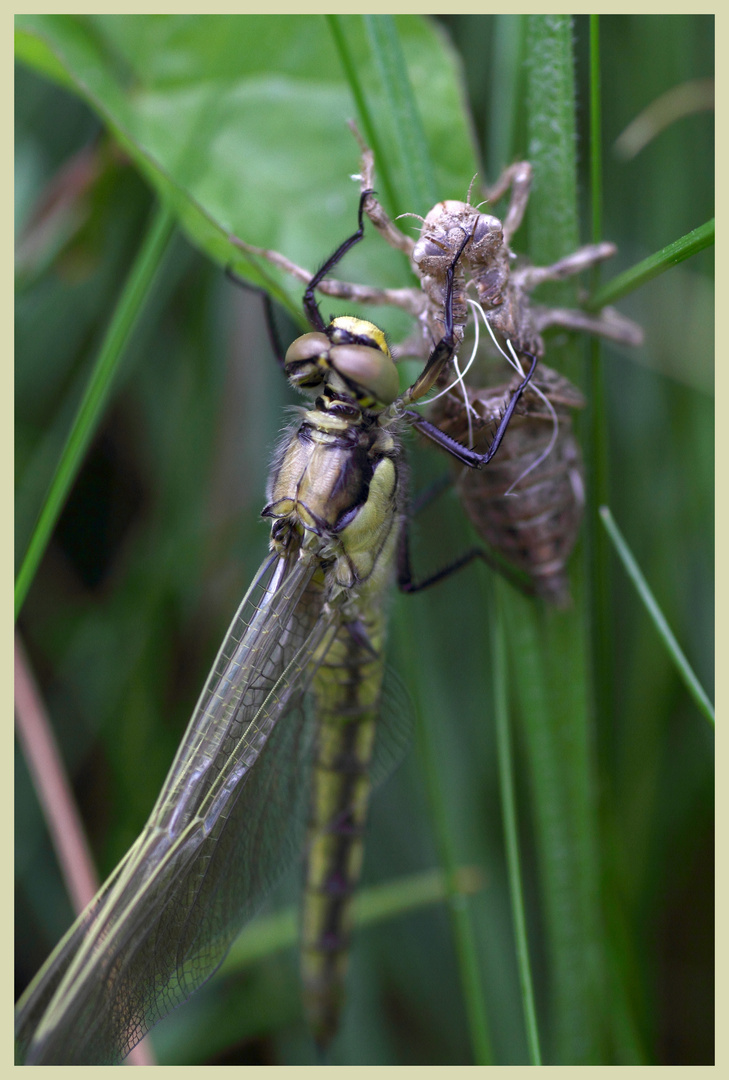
top-left (15, 190), bottom-right (537, 1064)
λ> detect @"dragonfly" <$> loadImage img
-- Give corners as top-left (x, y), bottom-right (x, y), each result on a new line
top-left (257, 134), bottom-right (640, 604)
top-left (15, 188), bottom-right (538, 1064)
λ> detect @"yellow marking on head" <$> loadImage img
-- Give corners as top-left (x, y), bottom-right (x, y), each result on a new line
top-left (330, 316), bottom-right (391, 358)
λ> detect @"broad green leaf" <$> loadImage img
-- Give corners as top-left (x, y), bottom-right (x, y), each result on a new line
top-left (15, 14), bottom-right (478, 317)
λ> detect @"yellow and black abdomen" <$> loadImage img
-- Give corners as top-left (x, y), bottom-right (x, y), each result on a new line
top-left (300, 604), bottom-right (386, 1047)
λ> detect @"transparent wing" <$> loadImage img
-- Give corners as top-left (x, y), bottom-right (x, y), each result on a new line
top-left (370, 665), bottom-right (416, 787)
top-left (16, 551), bottom-right (339, 1065)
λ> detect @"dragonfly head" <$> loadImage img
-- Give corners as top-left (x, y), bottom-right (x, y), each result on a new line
top-left (284, 316), bottom-right (399, 409)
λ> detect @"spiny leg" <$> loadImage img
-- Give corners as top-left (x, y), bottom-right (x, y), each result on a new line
top-left (228, 221), bottom-right (425, 325)
top-left (511, 243), bottom-right (643, 347)
top-left (481, 160), bottom-right (533, 246)
top-left (350, 121), bottom-right (417, 258)
top-left (405, 350), bottom-right (538, 468)
top-left (303, 189), bottom-right (376, 331)
top-left (515, 242), bottom-right (617, 291)
top-left (531, 304), bottom-right (644, 348)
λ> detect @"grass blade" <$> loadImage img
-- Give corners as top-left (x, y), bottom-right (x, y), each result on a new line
top-left (613, 77), bottom-right (714, 160)
top-left (599, 506), bottom-right (714, 725)
top-left (491, 587), bottom-right (541, 1064)
top-left (14, 634), bottom-right (99, 914)
top-left (413, 684), bottom-right (493, 1064)
top-left (587, 219), bottom-right (715, 310)
top-left (508, 15), bottom-right (606, 1062)
top-left (14, 202), bottom-right (176, 619)
top-left (362, 14), bottom-right (437, 209)
top-left (584, 13), bottom-right (614, 728)
top-left (325, 14), bottom-right (399, 217)
top-left (14, 635), bottom-right (157, 1066)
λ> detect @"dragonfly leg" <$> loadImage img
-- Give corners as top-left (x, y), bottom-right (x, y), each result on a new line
top-left (481, 160), bottom-right (533, 246)
top-left (303, 189), bottom-right (374, 332)
top-left (225, 269), bottom-right (288, 368)
top-left (402, 228), bottom-right (474, 404)
top-left (405, 350), bottom-right (538, 468)
top-left (397, 515), bottom-right (534, 596)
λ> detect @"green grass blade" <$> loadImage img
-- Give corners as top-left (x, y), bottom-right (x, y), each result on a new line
top-left (491, 587), bottom-right (542, 1064)
top-left (585, 21), bottom-right (640, 1062)
top-left (325, 14), bottom-right (399, 218)
top-left (507, 14), bottom-right (606, 1062)
top-left (487, 15), bottom-right (526, 173)
top-left (14, 203), bottom-right (176, 620)
top-left (326, 14), bottom-right (438, 218)
top-left (524, 17), bottom-right (579, 264)
top-left (362, 15), bottom-right (437, 210)
top-left (588, 16), bottom-right (604, 249)
top-left (412, 680), bottom-right (494, 1064)
top-left (585, 13), bottom-right (614, 726)
top-left (587, 219), bottom-right (714, 310)
top-left (599, 507), bottom-right (714, 725)
top-left (613, 76), bottom-right (714, 160)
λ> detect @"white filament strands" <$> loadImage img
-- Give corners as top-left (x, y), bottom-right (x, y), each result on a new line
top-left (424, 309), bottom-right (482, 449)
top-left (467, 300), bottom-right (560, 495)
top-left (502, 340), bottom-right (559, 494)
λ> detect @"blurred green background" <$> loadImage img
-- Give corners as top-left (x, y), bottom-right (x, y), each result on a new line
top-left (15, 14), bottom-right (713, 1065)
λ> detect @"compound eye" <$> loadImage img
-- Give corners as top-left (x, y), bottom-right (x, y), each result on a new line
top-left (284, 332), bottom-right (330, 367)
top-left (472, 214), bottom-right (502, 248)
top-left (329, 343), bottom-right (400, 405)
top-left (412, 237), bottom-right (447, 266)
top-left (284, 332), bottom-right (331, 390)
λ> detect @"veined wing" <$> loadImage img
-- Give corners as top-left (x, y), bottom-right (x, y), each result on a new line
top-left (16, 550), bottom-right (339, 1065)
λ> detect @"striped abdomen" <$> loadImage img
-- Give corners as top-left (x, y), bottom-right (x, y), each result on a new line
top-left (300, 604), bottom-right (386, 1047)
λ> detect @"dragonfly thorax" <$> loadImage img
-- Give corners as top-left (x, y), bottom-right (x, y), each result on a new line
top-left (264, 394), bottom-right (401, 592)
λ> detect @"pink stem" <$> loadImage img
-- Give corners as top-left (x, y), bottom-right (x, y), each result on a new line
top-left (15, 632), bottom-right (156, 1066)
